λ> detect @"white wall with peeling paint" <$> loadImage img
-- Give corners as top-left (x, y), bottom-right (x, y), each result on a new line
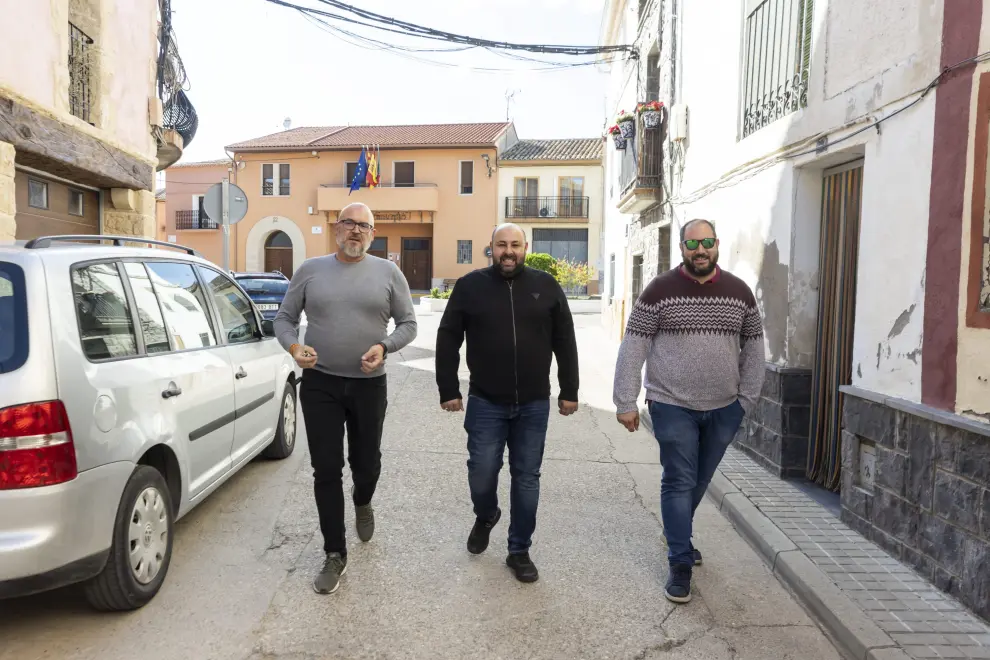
top-left (651, 0), bottom-right (942, 405)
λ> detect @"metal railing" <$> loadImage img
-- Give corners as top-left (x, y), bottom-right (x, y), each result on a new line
top-left (319, 182), bottom-right (439, 189)
top-left (175, 210), bottom-right (218, 230)
top-left (69, 23), bottom-right (93, 123)
top-left (504, 196), bottom-right (591, 219)
top-left (741, 0), bottom-right (814, 138)
top-left (619, 115), bottom-right (664, 196)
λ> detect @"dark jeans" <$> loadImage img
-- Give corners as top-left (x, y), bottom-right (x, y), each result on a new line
top-left (648, 400), bottom-right (746, 567)
top-left (464, 395), bottom-right (550, 555)
top-left (299, 369), bottom-right (387, 555)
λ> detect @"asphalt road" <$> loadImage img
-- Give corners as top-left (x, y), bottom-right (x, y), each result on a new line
top-left (0, 312), bottom-right (841, 660)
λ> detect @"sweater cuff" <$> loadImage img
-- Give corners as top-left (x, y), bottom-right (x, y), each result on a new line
top-left (439, 389), bottom-right (462, 404)
top-left (615, 402), bottom-right (639, 415)
top-left (558, 389), bottom-right (578, 403)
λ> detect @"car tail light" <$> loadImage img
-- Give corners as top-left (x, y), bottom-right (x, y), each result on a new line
top-left (0, 400), bottom-right (77, 490)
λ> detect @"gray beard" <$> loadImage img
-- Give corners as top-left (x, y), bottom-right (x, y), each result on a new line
top-left (339, 241), bottom-right (367, 259)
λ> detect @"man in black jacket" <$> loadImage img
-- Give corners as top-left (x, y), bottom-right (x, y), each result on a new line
top-left (436, 223), bottom-right (580, 583)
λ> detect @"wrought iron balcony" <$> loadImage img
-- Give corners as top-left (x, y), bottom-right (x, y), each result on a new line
top-left (175, 210), bottom-right (217, 230)
top-left (504, 196), bottom-right (591, 220)
top-left (617, 114), bottom-right (664, 214)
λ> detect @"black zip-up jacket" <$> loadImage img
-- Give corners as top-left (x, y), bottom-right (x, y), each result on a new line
top-left (436, 265), bottom-right (579, 405)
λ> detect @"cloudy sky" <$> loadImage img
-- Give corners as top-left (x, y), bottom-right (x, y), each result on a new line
top-left (172, 0), bottom-right (612, 162)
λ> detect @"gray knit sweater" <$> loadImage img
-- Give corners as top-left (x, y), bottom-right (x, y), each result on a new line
top-left (613, 266), bottom-right (766, 415)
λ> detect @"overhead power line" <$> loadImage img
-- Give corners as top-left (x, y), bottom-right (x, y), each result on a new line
top-left (264, 0), bottom-right (637, 57)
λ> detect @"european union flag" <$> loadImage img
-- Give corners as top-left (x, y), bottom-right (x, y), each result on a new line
top-left (349, 147), bottom-right (368, 195)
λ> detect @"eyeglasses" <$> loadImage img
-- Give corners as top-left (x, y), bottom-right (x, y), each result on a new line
top-left (337, 219), bottom-right (374, 233)
top-left (683, 238), bottom-right (716, 250)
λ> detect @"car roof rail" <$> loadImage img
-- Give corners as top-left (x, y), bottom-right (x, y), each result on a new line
top-left (22, 235), bottom-right (201, 257)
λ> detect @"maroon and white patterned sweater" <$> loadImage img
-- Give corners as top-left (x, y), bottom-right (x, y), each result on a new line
top-left (613, 266), bottom-right (766, 415)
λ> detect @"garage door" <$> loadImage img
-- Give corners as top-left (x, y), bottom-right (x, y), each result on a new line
top-left (14, 170), bottom-right (100, 240)
top-left (532, 228), bottom-right (588, 263)
top-left (532, 228), bottom-right (589, 294)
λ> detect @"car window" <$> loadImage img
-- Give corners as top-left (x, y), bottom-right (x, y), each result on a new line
top-left (71, 263), bottom-right (138, 361)
top-left (0, 262), bottom-right (28, 373)
top-left (197, 266), bottom-right (260, 344)
top-left (144, 262), bottom-right (218, 350)
top-left (122, 263), bottom-right (172, 354)
top-left (234, 278), bottom-right (289, 295)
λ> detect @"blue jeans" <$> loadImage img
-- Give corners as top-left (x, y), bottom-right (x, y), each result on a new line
top-left (649, 400), bottom-right (746, 567)
top-left (464, 395), bottom-right (551, 555)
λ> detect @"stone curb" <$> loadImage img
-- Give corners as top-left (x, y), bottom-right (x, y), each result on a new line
top-left (706, 472), bottom-right (901, 660)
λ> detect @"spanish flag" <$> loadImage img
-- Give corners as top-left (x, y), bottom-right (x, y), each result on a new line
top-left (365, 144), bottom-right (380, 189)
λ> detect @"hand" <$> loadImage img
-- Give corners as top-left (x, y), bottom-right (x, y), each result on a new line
top-left (361, 344), bottom-right (385, 374)
top-left (291, 344), bottom-right (318, 369)
top-left (441, 399), bottom-right (464, 412)
top-left (617, 411), bottom-right (640, 433)
top-left (558, 400), bottom-right (578, 416)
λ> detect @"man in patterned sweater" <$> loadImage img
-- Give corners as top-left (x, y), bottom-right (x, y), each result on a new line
top-left (613, 218), bottom-right (765, 604)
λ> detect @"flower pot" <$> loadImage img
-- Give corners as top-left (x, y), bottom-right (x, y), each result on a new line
top-left (641, 110), bottom-right (661, 129)
top-left (612, 134), bottom-right (627, 149)
top-left (618, 119), bottom-right (635, 138)
top-left (430, 298), bottom-right (448, 313)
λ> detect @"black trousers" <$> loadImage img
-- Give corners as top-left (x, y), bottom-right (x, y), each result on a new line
top-left (299, 369), bottom-right (388, 555)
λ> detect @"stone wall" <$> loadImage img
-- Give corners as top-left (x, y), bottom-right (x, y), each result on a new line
top-left (0, 141), bottom-right (14, 241)
top-left (840, 389), bottom-right (990, 621)
top-left (734, 365), bottom-right (812, 477)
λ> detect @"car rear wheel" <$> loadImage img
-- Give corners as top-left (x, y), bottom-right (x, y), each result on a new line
top-left (83, 465), bottom-right (174, 611)
top-left (262, 381), bottom-right (297, 460)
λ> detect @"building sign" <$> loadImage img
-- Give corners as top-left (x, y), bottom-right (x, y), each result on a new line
top-left (388, 252), bottom-right (400, 263)
top-left (374, 211), bottom-right (410, 222)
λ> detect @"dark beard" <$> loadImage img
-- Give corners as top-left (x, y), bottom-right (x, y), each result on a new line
top-left (497, 255), bottom-right (525, 278)
top-left (683, 255), bottom-right (717, 277)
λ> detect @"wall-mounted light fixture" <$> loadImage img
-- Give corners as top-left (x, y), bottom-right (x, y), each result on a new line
top-left (481, 153), bottom-right (493, 178)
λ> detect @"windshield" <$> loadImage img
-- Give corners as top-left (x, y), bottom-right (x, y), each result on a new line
top-left (0, 262), bottom-right (28, 373)
top-left (235, 278), bottom-right (289, 295)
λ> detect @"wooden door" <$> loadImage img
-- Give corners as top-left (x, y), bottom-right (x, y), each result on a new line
top-left (265, 248), bottom-right (293, 278)
top-left (401, 238), bottom-right (431, 290)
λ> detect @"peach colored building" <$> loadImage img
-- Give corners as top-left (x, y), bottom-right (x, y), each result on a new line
top-left (163, 158), bottom-right (229, 258)
top-left (168, 123), bottom-right (517, 289)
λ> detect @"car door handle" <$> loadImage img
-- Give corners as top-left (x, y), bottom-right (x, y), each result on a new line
top-left (235, 367), bottom-right (248, 379)
top-left (162, 383), bottom-right (182, 399)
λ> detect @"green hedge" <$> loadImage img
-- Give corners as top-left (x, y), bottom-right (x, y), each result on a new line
top-left (525, 253), bottom-right (559, 279)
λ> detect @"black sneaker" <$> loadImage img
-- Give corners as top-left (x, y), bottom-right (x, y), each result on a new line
top-left (665, 563), bottom-right (692, 603)
top-left (352, 486), bottom-right (374, 542)
top-left (313, 552), bottom-right (347, 595)
top-left (506, 552), bottom-right (539, 583)
top-left (691, 543), bottom-right (703, 566)
top-left (467, 508), bottom-right (501, 555)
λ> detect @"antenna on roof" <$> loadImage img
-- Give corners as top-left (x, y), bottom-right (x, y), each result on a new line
top-left (283, 117), bottom-right (292, 130)
top-left (505, 89), bottom-right (520, 121)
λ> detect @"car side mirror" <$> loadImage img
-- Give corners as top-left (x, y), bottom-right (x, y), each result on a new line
top-left (261, 319), bottom-right (276, 337)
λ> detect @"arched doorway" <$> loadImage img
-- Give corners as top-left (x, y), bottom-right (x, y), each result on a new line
top-left (264, 231), bottom-right (293, 277)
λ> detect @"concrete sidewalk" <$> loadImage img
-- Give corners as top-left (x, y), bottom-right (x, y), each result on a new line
top-left (706, 448), bottom-right (990, 660)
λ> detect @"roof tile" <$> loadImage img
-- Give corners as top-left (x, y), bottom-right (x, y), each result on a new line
top-left (500, 139), bottom-right (603, 162)
top-left (227, 123), bottom-right (511, 151)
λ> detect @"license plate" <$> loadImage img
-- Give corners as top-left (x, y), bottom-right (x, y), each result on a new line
top-left (257, 304), bottom-right (279, 311)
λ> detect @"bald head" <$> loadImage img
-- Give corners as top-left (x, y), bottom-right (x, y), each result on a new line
top-left (340, 202), bottom-right (374, 225)
top-left (491, 223), bottom-right (528, 276)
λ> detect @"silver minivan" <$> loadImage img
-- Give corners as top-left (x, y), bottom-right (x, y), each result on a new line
top-left (0, 235), bottom-right (299, 610)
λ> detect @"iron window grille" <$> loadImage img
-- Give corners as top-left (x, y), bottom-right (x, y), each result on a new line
top-left (69, 23), bottom-right (94, 124)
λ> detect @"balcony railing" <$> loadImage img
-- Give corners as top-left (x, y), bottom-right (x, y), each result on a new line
top-left (69, 23), bottom-right (93, 124)
top-left (175, 210), bottom-right (217, 230)
top-left (616, 112), bottom-right (664, 215)
top-left (505, 196), bottom-right (591, 220)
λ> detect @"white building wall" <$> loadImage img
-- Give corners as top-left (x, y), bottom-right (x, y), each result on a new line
top-left (665, 0), bottom-right (942, 403)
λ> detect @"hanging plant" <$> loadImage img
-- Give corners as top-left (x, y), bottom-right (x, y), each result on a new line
top-left (616, 110), bottom-right (636, 138)
top-left (608, 125), bottom-right (626, 149)
top-left (637, 101), bottom-right (664, 129)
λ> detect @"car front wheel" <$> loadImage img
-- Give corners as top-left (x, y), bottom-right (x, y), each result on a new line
top-left (83, 465), bottom-right (174, 611)
top-left (262, 381), bottom-right (297, 460)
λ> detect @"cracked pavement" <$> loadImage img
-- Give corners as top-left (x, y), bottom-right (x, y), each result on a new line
top-left (0, 313), bottom-right (840, 660)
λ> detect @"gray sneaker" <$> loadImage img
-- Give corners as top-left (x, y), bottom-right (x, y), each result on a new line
top-left (313, 552), bottom-right (347, 595)
top-left (352, 486), bottom-right (375, 542)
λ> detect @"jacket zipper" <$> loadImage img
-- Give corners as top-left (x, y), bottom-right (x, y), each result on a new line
top-left (508, 280), bottom-right (519, 404)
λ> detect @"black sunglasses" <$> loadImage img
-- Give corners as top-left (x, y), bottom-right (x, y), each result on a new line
top-left (683, 238), bottom-right (716, 250)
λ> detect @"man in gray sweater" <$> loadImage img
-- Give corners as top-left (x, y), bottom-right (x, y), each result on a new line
top-left (274, 202), bottom-right (417, 595)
